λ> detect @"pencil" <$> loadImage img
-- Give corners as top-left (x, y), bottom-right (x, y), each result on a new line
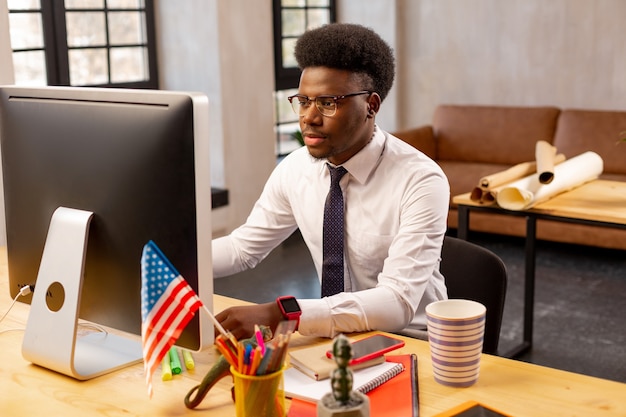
top-left (254, 324), bottom-right (266, 355)
top-left (249, 346), bottom-right (262, 375)
top-left (256, 346), bottom-right (274, 375)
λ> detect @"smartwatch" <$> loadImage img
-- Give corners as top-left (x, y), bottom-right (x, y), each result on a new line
top-left (276, 295), bottom-right (302, 329)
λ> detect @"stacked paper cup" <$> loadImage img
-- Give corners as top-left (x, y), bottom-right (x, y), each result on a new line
top-left (426, 299), bottom-right (486, 387)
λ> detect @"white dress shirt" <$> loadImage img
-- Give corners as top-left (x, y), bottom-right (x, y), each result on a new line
top-left (212, 127), bottom-right (450, 337)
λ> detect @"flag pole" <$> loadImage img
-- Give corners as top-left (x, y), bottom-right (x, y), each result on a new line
top-left (201, 304), bottom-right (237, 344)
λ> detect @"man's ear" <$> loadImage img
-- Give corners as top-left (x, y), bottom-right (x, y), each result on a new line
top-left (366, 92), bottom-right (381, 118)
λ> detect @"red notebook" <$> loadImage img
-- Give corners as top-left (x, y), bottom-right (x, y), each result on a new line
top-left (287, 354), bottom-right (418, 417)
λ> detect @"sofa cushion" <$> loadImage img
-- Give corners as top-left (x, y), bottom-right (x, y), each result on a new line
top-left (434, 105), bottom-right (561, 165)
top-left (553, 109), bottom-right (626, 175)
top-left (392, 126), bottom-right (436, 159)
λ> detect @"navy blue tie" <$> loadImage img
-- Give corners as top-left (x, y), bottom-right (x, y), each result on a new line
top-left (322, 164), bottom-right (348, 297)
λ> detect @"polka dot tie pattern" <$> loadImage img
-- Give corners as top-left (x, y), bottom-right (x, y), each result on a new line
top-left (321, 164), bottom-right (348, 297)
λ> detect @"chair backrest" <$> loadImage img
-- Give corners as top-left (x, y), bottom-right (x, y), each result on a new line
top-left (440, 236), bottom-right (508, 355)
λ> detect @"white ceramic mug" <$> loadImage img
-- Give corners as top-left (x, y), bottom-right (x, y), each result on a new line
top-left (426, 299), bottom-right (486, 387)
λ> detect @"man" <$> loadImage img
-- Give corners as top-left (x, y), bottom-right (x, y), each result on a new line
top-left (213, 23), bottom-right (449, 340)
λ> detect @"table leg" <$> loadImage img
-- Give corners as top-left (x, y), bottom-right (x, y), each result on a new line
top-left (456, 205), bottom-right (536, 359)
top-left (523, 216), bottom-right (536, 350)
top-left (502, 216), bottom-right (536, 358)
top-left (457, 206), bottom-right (469, 240)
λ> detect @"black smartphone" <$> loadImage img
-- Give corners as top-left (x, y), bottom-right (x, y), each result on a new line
top-left (326, 334), bottom-right (405, 365)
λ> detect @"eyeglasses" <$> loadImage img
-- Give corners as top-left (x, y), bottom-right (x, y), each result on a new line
top-left (287, 91), bottom-right (372, 117)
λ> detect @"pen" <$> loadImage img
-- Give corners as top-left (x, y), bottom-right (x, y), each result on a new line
top-left (411, 353), bottom-right (419, 417)
top-left (170, 347), bottom-right (182, 375)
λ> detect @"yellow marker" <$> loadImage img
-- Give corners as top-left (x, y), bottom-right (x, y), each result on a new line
top-left (161, 354), bottom-right (172, 381)
top-left (182, 349), bottom-right (195, 370)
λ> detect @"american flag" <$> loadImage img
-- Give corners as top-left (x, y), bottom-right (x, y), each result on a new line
top-left (141, 240), bottom-right (203, 397)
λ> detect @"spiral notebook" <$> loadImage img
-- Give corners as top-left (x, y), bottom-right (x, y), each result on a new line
top-left (287, 354), bottom-right (418, 417)
top-left (284, 359), bottom-right (404, 402)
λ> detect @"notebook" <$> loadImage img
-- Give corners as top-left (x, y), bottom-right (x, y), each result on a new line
top-left (284, 359), bottom-right (404, 402)
top-left (287, 354), bottom-right (418, 417)
top-left (288, 342), bottom-right (386, 380)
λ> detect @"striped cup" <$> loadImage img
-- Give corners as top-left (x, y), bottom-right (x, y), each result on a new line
top-left (426, 299), bottom-right (486, 387)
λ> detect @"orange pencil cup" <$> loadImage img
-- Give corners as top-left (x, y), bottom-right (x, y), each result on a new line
top-left (231, 366), bottom-right (285, 417)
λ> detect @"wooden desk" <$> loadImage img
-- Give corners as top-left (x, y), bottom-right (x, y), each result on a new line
top-left (453, 179), bottom-right (626, 358)
top-left (1, 247), bottom-right (624, 416)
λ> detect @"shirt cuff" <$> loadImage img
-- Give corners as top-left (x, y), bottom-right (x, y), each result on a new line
top-left (296, 298), bottom-right (333, 338)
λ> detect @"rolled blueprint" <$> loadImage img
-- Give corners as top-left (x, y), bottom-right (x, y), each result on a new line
top-left (536, 140), bottom-right (558, 184)
top-left (471, 153), bottom-right (566, 205)
top-left (496, 151), bottom-right (603, 211)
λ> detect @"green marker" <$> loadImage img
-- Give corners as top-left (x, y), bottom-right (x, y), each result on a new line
top-left (169, 347), bottom-right (182, 375)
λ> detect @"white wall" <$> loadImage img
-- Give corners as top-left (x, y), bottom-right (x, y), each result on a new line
top-left (338, 0), bottom-right (400, 133)
top-left (396, 0), bottom-right (626, 128)
top-left (154, 0), bottom-right (276, 237)
top-left (0, 0), bottom-right (12, 85)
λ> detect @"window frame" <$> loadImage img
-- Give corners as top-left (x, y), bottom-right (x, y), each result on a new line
top-left (9, 0), bottom-right (158, 89)
top-left (272, 0), bottom-right (336, 157)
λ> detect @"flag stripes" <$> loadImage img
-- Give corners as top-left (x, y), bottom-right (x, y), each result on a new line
top-left (141, 241), bottom-right (203, 397)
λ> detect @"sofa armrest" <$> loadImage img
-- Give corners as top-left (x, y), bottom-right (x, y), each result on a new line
top-left (393, 125), bottom-right (437, 159)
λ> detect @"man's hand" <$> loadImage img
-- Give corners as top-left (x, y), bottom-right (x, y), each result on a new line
top-left (214, 302), bottom-right (284, 340)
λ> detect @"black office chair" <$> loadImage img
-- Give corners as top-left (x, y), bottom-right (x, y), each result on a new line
top-left (440, 236), bottom-right (508, 355)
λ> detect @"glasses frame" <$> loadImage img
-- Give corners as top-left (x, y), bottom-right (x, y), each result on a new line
top-left (287, 90), bottom-right (372, 117)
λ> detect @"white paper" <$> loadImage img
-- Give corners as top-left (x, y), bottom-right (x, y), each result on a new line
top-left (536, 140), bottom-right (558, 184)
top-left (283, 361), bottom-right (401, 402)
top-left (496, 151), bottom-right (603, 211)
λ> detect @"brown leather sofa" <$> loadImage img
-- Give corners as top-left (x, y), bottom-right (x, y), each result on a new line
top-left (394, 104), bottom-right (626, 250)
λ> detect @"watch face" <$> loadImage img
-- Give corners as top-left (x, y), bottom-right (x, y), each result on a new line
top-left (281, 297), bottom-right (300, 313)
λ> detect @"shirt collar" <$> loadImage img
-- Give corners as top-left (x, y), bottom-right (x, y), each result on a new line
top-left (340, 125), bottom-right (386, 185)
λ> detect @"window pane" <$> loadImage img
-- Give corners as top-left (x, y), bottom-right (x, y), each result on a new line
top-left (276, 121), bottom-right (302, 156)
top-left (110, 46), bottom-right (147, 82)
top-left (275, 89), bottom-right (299, 124)
top-left (308, 0), bottom-right (329, 6)
top-left (7, 0), bottom-right (40, 10)
top-left (281, 0), bottom-right (304, 6)
top-left (282, 10), bottom-right (305, 37)
top-left (69, 48), bottom-right (109, 85)
top-left (12, 50), bottom-right (47, 85)
top-left (107, 0), bottom-right (145, 8)
top-left (108, 11), bottom-right (146, 45)
top-left (307, 9), bottom-right (330, 30)
top-left (281, 38), bottom-right (297, 68)
top-left (66, 12), bottom-right (107, 47)
top-left (9, 13), bottom-right (44, 49)
top-left (64, 0), bottom-right (104, 9)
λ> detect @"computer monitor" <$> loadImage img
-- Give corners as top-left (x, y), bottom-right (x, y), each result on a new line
top-left (0, 85), bottom-right (214, 379)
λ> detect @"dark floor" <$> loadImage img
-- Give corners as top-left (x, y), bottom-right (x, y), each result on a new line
top-left (214, 230), bottom-right (626, 384)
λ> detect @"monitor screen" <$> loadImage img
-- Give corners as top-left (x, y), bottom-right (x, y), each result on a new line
top-left (0, 86), bottom-right (213, 377)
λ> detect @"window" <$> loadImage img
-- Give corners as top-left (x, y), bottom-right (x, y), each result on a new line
top-left (272, 0), bottom-right (335, 157)
top-left (7, 0), bottom-right (157, 88)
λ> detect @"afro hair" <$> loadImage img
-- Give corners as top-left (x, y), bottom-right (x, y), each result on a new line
top-left (294, 23), bottom-right (395, 101)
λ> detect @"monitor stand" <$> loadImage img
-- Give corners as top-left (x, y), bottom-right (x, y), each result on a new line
top-left (22, 207), bottom-right (143, 380)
